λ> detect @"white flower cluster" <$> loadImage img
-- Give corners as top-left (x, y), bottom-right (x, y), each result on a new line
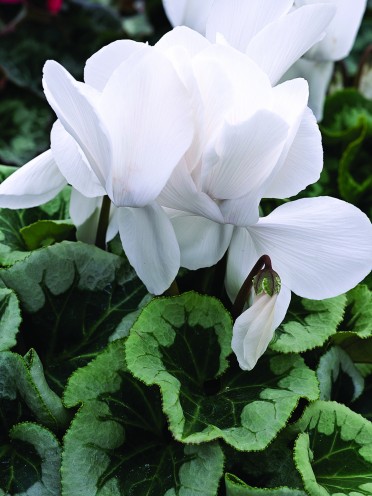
top-left (0, 0), bottom-right (371, 370)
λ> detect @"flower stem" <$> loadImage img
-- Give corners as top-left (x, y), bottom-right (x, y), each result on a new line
top-left (95, 195), bottom-right (111, 250)
top-left (232, 254), bottom-right (271, 319)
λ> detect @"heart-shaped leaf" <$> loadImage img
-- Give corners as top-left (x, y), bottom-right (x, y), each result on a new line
top-left (1, 241), bottom-right (148, 394)
top-left (270, 294), bottom-right (346, 354)
top-left (293, 401), bottom-right (372, 495)
top-left (0, 422), bottom-right (61, 495)
top-left (126, 292), bottom-right (319, 450)
top-left (62, 339), bottom-right (224, 496)
top-left (0, 283), bottom-right (21, 351)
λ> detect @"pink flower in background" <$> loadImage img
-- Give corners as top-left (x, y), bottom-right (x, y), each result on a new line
top-left (0, 0), bottom-right (62, 14)
top-left (46, 0), bottom-right (62, 14)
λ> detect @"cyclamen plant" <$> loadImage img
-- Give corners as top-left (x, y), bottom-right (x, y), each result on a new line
top-left (0, 0), bottom-right (371, 494)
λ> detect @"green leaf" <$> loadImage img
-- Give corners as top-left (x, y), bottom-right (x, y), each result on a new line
top-left (338, 123), bottom-right (372, 203)
top-left (225, 474), bottom-right (306, 496)
top-left (352, 374), bottom-right (372, 421)
top-left (293, 401), bottom-right (372, 495)
top-left (0, 186), bottom-right (71, 266)
top-left (317, 346), bottom-right (364, 403)
top-left (126, 292), bottom-right (319, 450)
top-left (0, 284), bottom-right (21, 351)
top-left (20, 219), bottom-right (76, 250)
top-left (341, 285), bottom-right (372, 338)
top-left (62, 339), bottom-right (224, 496)
top-left (0, 422), bottom-right (61, 495)
top-left (269, 294), bottom-right (347, 354)
top-left (321, 89), bottom-right (372, 139)
top-left (222, 431), bottom-right (305, 495)
top-left (0, 350), bottom-right (69, 430)
top-left (0, 98), bottom-right (52, 166)
top-left (1, 241), bottom-right (147, 394)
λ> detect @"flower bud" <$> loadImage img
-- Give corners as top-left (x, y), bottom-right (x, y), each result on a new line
top-left (253, 268), bottom-right (281, 297)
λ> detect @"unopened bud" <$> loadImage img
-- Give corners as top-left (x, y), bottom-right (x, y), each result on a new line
top-left (253, 268), bottom-right (281, 297)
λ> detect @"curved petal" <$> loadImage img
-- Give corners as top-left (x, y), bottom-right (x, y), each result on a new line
top-left (155, 25), bottom-right (210, 56)
top-left (159, 161), bottom-right (224, 223)
top-left (69, 189), bottom-right (102, 244)
top-left (193, 44), bottom-right (272, 125)
top-left (248, 197), bottom-right (372, 299)
top-left (282, 59), bottom-right (334, 122)
top-left (43, 61), bottom-right (112, 187)
top-left (206, 0), bottom-right (292, 50)
top-left (84, 40), bottom-right (147, 91)
top-left (51, 121), bottom-right (106, 198)
top-left (162, 0), bottom-right (214, 33)
top-left (263, 106), bottom-right (323, 198)
top-left (98, 50), bottom-right (194, 207)
top-left (156, 28), bottom-right (210, 174)
top-left (170, 212), bottom-right (234, 270)
top-left (203, 110), bottom-right (289, 201)
top-left (225, 227), bottom-right (261, 302)
top-left (118, 202), bottom-right (180, 295)
top-left (232, 285), bottom-right (291, 371)
top-left (232, 293), bottom-right (277, 371)
top-left (246, 3), bottom-right (336, 84)
top-left (301, 0), bottom-right (367, 61)
top-left (0, 150), bottom-right (67, 209)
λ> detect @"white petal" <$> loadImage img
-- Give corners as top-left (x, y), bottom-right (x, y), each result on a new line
top-left (232, 293), bottom-right (276, 371)
top-left (43, 61), bottom-right (112, 187)
top-left (300, 0), bottom-right (367, 61)
top-left (118, 203), bottom-right (180, 295)
top-left (50, 121), bottom-right (106, 198)
top-left (225, 227), bottom-right (261, 302)
top-left (98, 50), bottom-right (194, 207)
top-left (203, 110), bottom-right (289, 201)
top-left (159, 161), bottom-right (224, 223)
top-left (162, 0), bottom-right (214, 33)
top-left (156, 28), bottom-right (210, 174)
top-left (249, 198), bottom-right (372, 299)
top-left (155, 25), bottom-right (211, 56)
top-left (0, 150), bottom-right (66, 209)
top-left (263, 107), bottom-right (323, 198)
top-left (69, 189), bottom-right (102, 244)
top-left (194, 44), bottom-right (272, 125)
top-left (283, 59), bottom-right (334, 121)
top-left (246, 3), bottom-right (336, 84)
top-left (84, 40), bottom-right (147, 91)
top-left (206, 0), bottom-right (292, 50)
top-left (232, 286), bottom-right (291, 371)
top-left (170, 213), bottom-right (234, 270)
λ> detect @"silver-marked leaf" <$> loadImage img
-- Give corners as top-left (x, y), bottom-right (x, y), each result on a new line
top-left (0, 241), bottom-right (147, 394)
top-left (0, 284), bottom-right (21, 351)
top-left (352, 374), bottom-right (372, 421)
top-left (0, 350), bottom-right (69, 430)
top-left (0, 422), bottom-right (61, 495)
top-left (0, 187), bottom-right (71, 266)
top-left (271, 294), bottom-right (346, 354)
top-left (340, 285), bottom-right (372, 338)
top-left (62, 339), bottom-right (224, 496)
top-left (125, 293), bottom-right (319, 451)
top-left (293, 401), bottom-right (372, 495)
top-left (222, 432), bottom-right (305, 495)
top-left (225, 474), bottom-right (306, 496)
top-left (317, 346), bottom-right (364, 403)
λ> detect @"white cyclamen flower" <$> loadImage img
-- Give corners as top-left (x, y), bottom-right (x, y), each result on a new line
top-left (155, 28), bottom-right (324, 270)
top-left (0, 46), bottom-right (194, 295)
top-left (284, 0), bottom-right (368, 120)
top-left (227, 197), bottom-right (372, 371)
top-left (162, 0), bottom-right (336, 85)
